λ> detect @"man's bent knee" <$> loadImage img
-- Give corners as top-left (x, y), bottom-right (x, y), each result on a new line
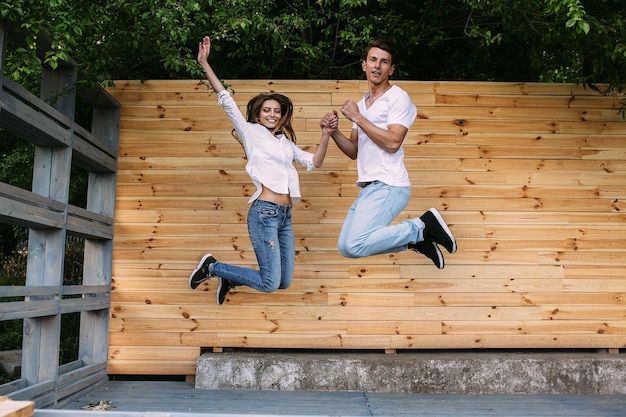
top-left (338, 242), bottom-right (363, 258)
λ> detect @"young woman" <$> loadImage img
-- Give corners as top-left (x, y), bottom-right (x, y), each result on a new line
top-left (189, 36), bottom-right (336, 305)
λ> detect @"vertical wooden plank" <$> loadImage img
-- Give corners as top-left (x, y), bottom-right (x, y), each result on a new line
top-left (80, 103), bottom-right (119, 367)
top-left (40, 57), bottom-right (77, 120)
top-left (0, 23), bottom-right (7, 92)
top-left (22, 59), bottom-right (76, 397)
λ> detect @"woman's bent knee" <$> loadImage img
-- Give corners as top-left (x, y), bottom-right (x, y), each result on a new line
top-left (259, 280), bottom-right (281, 293)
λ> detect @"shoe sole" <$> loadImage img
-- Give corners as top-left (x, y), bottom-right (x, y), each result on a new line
top-left (428, 208), bottom-right (457, 253)
top-left (410, 241), bottom-right (444, 269)
top-left (188, 253), bottom-right (214, 289)
top-left (430, 241), bottom-right (445, 269)
top-left (423, 241), bottom-right (444, 269)
top-left (216, 277), bottom-right (228, 305)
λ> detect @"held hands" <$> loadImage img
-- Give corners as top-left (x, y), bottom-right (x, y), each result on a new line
top-left (320, 110), bottom-right (339, 134)
top-left (319, 99), bottom-right (360, 135)
top-left (197, 36), bottom-right (211, 65)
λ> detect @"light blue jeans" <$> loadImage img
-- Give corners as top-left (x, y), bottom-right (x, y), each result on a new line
top-left (338, 181), bottom-right (424, 258)
top-left (211, 199), bottom-right (294, 292)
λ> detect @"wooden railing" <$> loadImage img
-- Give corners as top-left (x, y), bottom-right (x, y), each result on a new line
top-left (0, 23), bottom-right (120, 408)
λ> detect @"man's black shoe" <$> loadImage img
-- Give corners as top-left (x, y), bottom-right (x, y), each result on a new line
top-left (409, 241), bottom-right (444, 269)
top-left (189, 253), bottom-right (216, 290)
top-left (420, 208), bottom-right (457, 253)
top-left (217, 277), bottom-right (234, 305)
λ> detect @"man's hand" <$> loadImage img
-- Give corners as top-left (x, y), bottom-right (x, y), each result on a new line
top-left (340, 100), bottom-right (360, 123)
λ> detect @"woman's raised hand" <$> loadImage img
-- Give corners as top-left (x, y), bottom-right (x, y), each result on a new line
top-left (197, 36), bottom-right (211, 65)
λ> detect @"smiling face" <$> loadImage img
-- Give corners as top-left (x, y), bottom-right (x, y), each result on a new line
top-left (362, 46), bottom-right (395, 85)
top-left (245, 93), bottom-right (296, 142)
top-left (257, 99), bottom-right (282, 130)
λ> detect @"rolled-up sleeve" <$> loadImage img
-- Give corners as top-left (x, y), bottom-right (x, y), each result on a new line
top-left (291, 144), bottom-right (316, 171)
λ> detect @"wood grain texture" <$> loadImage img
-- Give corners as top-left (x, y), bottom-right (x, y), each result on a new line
top-left (106, 80), bottom-right (626, 375)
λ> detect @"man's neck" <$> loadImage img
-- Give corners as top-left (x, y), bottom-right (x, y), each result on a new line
top-left (367, 81), bottom-right (392, 103)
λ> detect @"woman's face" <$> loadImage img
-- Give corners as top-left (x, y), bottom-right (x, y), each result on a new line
top-left (257, 99), bottom-right (282, 130)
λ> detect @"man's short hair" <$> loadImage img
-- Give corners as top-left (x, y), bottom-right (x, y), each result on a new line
top-left (364, 39), bottom-right (397, 64)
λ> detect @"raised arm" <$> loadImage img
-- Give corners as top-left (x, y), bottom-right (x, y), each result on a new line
top-left (321, 110), bottom-right (358, 160)
top-left (312, 119), bottom-right (335, 168)
top-left (197, 36), bottom-right (225, 94)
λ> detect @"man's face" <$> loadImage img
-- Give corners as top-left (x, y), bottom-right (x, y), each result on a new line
top-left (362, 47), bottom-right (395, 84)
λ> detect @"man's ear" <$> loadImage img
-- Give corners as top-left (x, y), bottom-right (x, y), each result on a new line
top-left (389, 64), bottom-right (395, 77)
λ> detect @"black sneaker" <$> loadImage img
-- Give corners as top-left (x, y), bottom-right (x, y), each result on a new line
top-left (189, 253), bottom-right (216, 290)
top-left (409, 241), bottom-right (444, 269)
top-left (420, 208), bottom-right (457, 253)
top-left (216, 277), bottom-right (234, 305)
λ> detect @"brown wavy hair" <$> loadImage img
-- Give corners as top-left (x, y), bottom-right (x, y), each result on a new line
top-left (245, 93), bottom-right (296, 143)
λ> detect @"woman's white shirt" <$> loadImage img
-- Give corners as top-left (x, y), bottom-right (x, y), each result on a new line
top-left (217, 90), bottom-right (316, 204)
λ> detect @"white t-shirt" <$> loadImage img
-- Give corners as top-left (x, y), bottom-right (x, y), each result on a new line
top-left (217, 90), bottom-right (316, 204)
top-left (353, 85), bottom-right (417, 187)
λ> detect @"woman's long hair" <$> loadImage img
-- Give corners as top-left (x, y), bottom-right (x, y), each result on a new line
top-left (245, 93), bottom-right (297, 143)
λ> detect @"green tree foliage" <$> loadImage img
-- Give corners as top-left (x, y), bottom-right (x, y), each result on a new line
top-left (463, 0), bottom-right (626, 95)
top-left (1, 0), bottom-right (624, 87)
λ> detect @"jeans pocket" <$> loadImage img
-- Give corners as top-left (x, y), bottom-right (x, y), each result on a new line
top-left (258, 207), bottom-right (278, 218)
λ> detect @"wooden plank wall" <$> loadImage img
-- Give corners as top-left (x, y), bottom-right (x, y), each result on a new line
top-left (106, 80), bottom-right (626, 376)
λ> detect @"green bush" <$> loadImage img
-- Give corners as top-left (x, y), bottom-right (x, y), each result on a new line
top-left (0, 249), bottom-right (27, 333)
top-left (0, 235), bottom-right (86, 375)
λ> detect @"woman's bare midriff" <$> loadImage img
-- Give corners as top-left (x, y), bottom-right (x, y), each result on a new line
top-left (259, 186), bottom-right (292, 206)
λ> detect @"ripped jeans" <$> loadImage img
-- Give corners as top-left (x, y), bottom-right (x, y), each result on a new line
top-left (211, 199), bottom-right (294, 292)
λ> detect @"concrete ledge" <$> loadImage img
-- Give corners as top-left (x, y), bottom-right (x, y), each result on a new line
top-left (195, 351), bottom-right (626, 394)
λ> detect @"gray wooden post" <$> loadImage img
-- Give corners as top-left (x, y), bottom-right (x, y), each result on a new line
top-left (22, 55), bottom-right (76, 394)
top-left (0, 22), bottom-right (5, 91)
top-left (79, 101), bottom-right (119, 368)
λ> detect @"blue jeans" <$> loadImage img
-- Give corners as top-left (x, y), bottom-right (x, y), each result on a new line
top-left (211, 199), bottom-right (294, 292)
top-left (338, 181), bottom-right (424, 258)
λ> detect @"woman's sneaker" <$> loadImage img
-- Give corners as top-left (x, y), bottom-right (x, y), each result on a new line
top-left (420, 208), bottom-right (457, 253)
top-left (189, 253), bottom-right (216, 289)
top-left (217, 277), bottom-right (234, 305)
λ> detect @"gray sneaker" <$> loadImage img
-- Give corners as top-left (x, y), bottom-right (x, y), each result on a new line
top-left (189, 253), bottom-right (216, 290)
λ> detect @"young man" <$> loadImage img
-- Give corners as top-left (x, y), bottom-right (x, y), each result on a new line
top-left (322, 39), bottom-right (456, 268)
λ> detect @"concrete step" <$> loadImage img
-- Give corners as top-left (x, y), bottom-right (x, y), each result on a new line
top-left (195, 350), bottom-right (626, 394)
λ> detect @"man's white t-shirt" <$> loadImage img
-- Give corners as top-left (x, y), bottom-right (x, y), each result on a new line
top-left (353, 84), bottom-right (417, 187)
